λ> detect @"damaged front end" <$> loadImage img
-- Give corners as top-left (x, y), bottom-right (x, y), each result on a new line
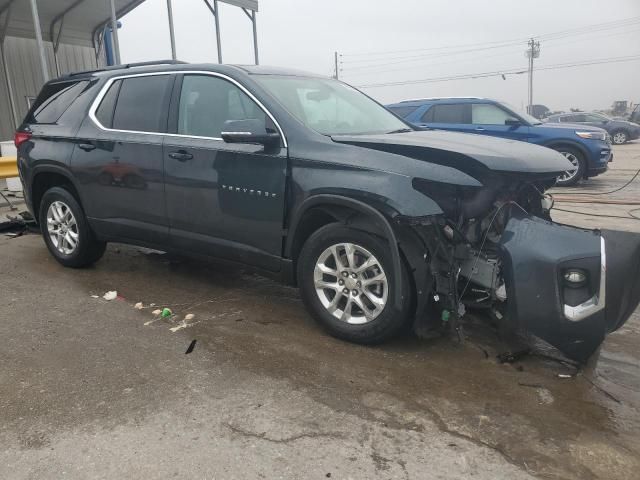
top-left (409, 176), bottom-right (640, 364)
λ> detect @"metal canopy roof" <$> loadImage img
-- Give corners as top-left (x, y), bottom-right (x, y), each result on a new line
top-left (0, 0), bottom-right (146, 47)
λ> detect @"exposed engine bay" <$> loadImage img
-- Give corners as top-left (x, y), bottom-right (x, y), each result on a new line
top-left (409, 176), bottom-right (640, 364)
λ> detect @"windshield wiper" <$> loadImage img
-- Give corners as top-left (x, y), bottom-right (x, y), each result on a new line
top-left (386, 128), bottom-right (413, 134)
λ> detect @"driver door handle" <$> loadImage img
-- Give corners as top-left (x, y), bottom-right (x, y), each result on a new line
top-left (168, 151), bottom-right (193, 161)
top-left (475, 127), bottom-right (486, 131)
top-left (78, 143), bottom-right (96, 151)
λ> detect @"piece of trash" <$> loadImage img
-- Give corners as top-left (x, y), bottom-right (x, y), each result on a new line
top-left (557, 373), bottom-right (573, 379)
top-left (103, 291), bottom-right (117, 301)
top-left (90, 295), bottom-right (99, 299)
top-left (152, 309), bottom-right (162, 316)
top-left (184, 313), bottom-right (195, 321)
top-left (161, 308), bottom-right (173, 318)
top-left (497, 349), bottom-right (530, 364)
top-left (185, 340), bottom-right (197, 354)
top-left (134, 302), bottom-right (144, 310)
top-left (150, 303), bottom-right (156, 307)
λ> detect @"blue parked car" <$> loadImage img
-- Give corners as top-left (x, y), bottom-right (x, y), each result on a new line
top-left (386, 97), bottom-right (612, 186)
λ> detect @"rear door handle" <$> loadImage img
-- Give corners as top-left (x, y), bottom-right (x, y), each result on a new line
top-left (475, 127), bottom-right (485, 131)
top-left (168, 151), bottom-right (193, 161)
top-left (78, 143), bottom-right (96, 151)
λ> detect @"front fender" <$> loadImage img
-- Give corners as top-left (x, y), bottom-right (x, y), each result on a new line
top-left (291, 162), bottom-right (457, 218)
top-left (286, 194), bottom-right (407, 312)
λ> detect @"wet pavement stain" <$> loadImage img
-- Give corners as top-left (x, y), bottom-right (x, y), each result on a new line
top-left (1, 230), bottom-right (639, 479)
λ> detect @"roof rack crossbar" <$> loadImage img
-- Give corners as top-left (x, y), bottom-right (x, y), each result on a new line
top-left (65, 59), bottom-right (187, 78)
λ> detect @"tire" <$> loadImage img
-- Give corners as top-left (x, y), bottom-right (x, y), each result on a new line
top-left (297, 223), bottom-right (412, 344)
top-left (554, 147), bottom-right (585, 187)
top-left (39, 186), bottom-right (106, 268)
top-left (611, 130), bottom-right (628, 145)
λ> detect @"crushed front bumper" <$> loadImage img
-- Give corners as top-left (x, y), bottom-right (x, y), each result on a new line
top-left (498, 213), bottom-right (640, 363)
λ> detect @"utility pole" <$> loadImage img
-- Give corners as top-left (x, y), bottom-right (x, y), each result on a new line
top-left (333, 51), bottom-right (339, 79)
top-left (525, 38), bottom-right (540, 114)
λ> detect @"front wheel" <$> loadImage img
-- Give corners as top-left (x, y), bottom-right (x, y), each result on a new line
top-left (39, 186), bottom-right (106, 268)
top-left (297, 224), bottom-right (412, 344)
top-left (554, 147), bottom-right (585, 187)
top-left (611, 130), bottom-right (628, 145)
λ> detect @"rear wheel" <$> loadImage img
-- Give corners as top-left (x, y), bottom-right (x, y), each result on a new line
top-left (298, 224), bottom-right (412, 344)
top-left (554, 147), bottom-right (585, 186)
top-left (611, 130), bottom-right (628, 145)
top-left (39, 187), bottom-right (106, 268)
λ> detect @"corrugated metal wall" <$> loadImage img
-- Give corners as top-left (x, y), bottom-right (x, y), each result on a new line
top-left (0, 36), bottom-right (103, 141)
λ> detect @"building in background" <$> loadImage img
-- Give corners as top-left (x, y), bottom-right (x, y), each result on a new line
top-left (0, 36), bottom-right (102, 140)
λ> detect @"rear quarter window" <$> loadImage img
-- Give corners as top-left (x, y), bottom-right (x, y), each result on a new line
top-left (27, 81), bottom-right (89, 124)
top-left (387, 105), bottom-right (418, 118)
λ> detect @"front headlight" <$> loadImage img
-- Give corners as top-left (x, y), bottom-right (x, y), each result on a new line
top-left (575, 131), bottom-right (606, 141)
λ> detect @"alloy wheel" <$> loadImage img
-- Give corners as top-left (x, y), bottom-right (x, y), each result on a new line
top-left (612, 132), bottom-right (627, 145)
top-left (557, 152), bottom-right (580, 183)
top-left (313, 243), bottom-right (388, 324)
top-left (46, 200), bottom-right (79, 255)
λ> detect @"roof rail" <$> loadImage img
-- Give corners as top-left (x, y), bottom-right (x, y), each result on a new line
top-left (63, 59), bottom-right (187, 78)
top-left (400, 96), bottom-right (483, 103)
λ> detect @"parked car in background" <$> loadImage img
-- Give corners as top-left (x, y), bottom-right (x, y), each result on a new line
top-left (630, 104), bottom-right (640, 124)
top-left (386, 97), bottom-right (612, 186)
top-left (545, 111), bottom-right (640, 145)
top-left (529, 104), bottom-right (550, 120)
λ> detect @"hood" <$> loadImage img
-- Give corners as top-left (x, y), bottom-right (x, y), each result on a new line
top-left (331, 130), bottom-right (573, 176)
top-left (539, 122), bottom-right (607, 132)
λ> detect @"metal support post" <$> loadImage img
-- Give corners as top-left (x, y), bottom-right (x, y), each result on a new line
top-left (166, 0), bottom-right (176, 60)
top-left (109, 0), bottom-right (121, 65)
top-left (251, 10), bottom-right (258, 65)
top-left (213, 0), bottom-right (222, 63)
top-left (242, 8), bottom-right (259, 65)
top-left (29, 0), bottom-right (49, 82)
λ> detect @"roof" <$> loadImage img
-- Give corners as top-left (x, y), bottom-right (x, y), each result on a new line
top-left (387, 97), bottom-right (489, 107)
top-left (0, 0), bottom-right (147, 48)
top-left (52, 61), bottom-right (324, 82)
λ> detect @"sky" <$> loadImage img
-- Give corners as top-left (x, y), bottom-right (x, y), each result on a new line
top-left (119, 0), bottom-right (640, 113)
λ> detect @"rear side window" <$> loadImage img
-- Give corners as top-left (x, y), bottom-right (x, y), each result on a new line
top-left (94, 79), bottom-right (121, 128)
top-left (110, 75), bottom-right (171, 132)
top-left (421, 106), bottom-right (435, 122)
top-left (387, 105), bottom-right (418, 118)
top-left (29, 81), bottom-right (88, 124)
top-left (430, 104), bottom-right (470, 124)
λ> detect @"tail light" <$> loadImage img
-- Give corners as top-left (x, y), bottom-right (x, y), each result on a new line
top-left (14, 131), bottom-right (32, 148)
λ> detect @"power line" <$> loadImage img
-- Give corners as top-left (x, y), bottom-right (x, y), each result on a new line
top-left (340, 26), bottom-right (640, 79)
top-left (355, 54), bottom-right (640, 88)
top-left (340, 15), bottom-right (640, 59)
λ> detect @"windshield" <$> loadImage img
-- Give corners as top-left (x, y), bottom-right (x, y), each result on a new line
top-left (500, 101), bottom-right (542, 125)
top-left (255, 75), bottom-right (410, 135)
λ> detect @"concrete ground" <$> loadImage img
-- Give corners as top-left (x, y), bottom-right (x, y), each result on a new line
top-left (1, 143), bottom-right (639, 479)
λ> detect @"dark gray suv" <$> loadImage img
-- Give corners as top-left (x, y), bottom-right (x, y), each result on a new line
top-left (16, 61), bottom-right (640, 363)
top-left (546, 111), bottom-right (640, 144)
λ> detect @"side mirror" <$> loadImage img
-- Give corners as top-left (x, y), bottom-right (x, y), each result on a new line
top-left (221, 119), bottom-right (280, 147)
top-left (504, 118), bottom-right (521, 127)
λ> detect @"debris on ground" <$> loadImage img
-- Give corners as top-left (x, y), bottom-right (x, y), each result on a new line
top-left (557, 373), bottom-right (573, 379)
top-left (161, 308), bottom-right (173, 318)
top-left (184, 313), bottom-right (195, 321)
top-left (134, 302), bottom-right (144, 310)
top-left (151, 309), bottom-right (162, 316)
top-left (497, 349), bottom-right (530, 364)
top-left (185, 340), bottom-right (197, 354)
top-left (0, 211), bottom-right (37, 235)
top-left (103, 291), bottom-right (118, 301)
